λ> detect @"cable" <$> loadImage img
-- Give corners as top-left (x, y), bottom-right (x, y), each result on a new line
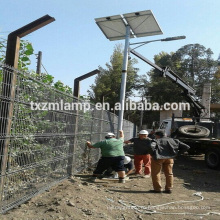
top-left (41, 63), bottom-right (49, 75)
top-left (108, 192), bottom-right (220, 216)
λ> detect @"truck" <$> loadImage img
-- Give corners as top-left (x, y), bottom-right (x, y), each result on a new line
top-left (130, 49), bottom-right (220, 169)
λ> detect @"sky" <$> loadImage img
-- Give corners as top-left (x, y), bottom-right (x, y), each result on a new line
top-left (1, 0), bottom-right (220, 98)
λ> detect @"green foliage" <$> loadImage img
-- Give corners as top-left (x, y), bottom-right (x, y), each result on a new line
top-left (39, 73), bottom-right (54, 85)
top-left (18, 41), bottom-right (34, 70)
top-left (54, 80), bottom-right (72, 95)
top-left (0, 37), bottom-right (7, 62)
top-left (173, 44), bottom-right (218, 94)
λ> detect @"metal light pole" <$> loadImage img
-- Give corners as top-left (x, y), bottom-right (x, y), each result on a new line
top-left (95, 10), bottom-right (163, 136)
top-left (117, 25), bottom-right (130, 133)
top-left (139, 96), bottom-right (144, 129)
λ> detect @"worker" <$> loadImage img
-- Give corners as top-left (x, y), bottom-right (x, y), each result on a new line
top-left (149, 130), bottom-right (190, 193)
top-left (86, 130), bottom-right (126, 183)
top-left (124, 156), bottom-right (135, 176)
top-left (104, 155), bottom-right (134, 178)
top-left (124, 130), bottom-right (151, 178)
top-left (148, 129), bottom-right (156, 139)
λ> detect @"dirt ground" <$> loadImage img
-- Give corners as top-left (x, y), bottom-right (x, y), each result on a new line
top-left (1, 154), bottom-right (220, 220)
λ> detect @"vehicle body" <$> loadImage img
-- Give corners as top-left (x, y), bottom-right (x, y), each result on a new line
top-left (130, 49), bottom-right (220, 169)
top-left (159, 116), bottom-right (220, 169)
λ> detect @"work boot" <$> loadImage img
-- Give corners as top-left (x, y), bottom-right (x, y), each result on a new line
top-left (118, 178), bottom-right (125, 183)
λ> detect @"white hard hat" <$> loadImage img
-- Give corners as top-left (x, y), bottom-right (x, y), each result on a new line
top-left (105, 132), bottom-right (115, 138)
top-left (139, 130), bottom-right (149, 135)
top-left (124, 156), bottom-right (131, 164)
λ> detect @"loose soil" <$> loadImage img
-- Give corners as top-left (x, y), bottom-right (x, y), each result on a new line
top-left (1, 154), bottom-right (220, 220)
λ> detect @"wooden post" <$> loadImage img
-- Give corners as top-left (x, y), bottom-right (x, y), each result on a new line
top-left (36, 51), bottom-right (42, 75)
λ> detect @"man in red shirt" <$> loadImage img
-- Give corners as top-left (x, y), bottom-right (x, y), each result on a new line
top-left (124, 130), bottom-right (151, 178)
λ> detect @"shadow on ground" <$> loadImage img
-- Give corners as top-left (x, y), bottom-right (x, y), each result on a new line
top-left (173, 154), bottom-right (220, 193)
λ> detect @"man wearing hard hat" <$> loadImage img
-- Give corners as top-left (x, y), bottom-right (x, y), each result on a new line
top-left (86, 130), bottom-right (126, 183)
top-left (124, 130), bottom-right (151, 178)
top-left (149, 130), bottom-right (190, 193)
top-left (104, 155), bottom-right (134, 179)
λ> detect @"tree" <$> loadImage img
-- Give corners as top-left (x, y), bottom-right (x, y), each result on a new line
top-left (88, 44), bottom-right (139, 111)
top-left (173, 44), bottom-right (218, 95)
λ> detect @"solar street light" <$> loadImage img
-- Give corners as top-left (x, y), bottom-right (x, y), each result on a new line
top-left (95, 10), bottom-right (163, 135)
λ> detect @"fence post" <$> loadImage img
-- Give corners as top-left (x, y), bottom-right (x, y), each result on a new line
top-left (67, 70), bottom-right (99, 175)
top-left (0, 15), bottom-right (55, 201)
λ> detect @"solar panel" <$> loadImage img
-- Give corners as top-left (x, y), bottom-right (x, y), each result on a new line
top-left (95, 10), bottom-right (163, 41)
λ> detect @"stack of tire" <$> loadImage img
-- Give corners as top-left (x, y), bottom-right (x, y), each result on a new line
top-left (178, 125), bottom-right (210, 138)
top-left (178, 125), bottom-right (220, 169)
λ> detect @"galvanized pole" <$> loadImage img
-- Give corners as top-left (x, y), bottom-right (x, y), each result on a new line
top-left (99, 97), bottom-right (104, 158)
top-left (117, 25), bottom-right (130, 136)
top-left (139, 96), bottom-right (144, 130)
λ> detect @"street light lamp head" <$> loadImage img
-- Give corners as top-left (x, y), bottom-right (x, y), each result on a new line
top-left (130, 35), bottom-right (186, 50)
top-left (161, 36), bottom-right (186, 41)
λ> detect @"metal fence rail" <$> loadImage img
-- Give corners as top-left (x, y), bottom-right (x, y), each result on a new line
top-left (0, 62), bottom-right (136, 213)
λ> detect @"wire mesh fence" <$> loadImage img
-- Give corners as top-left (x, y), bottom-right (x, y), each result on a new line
top-left (0, 62), bottom-right (137, 213)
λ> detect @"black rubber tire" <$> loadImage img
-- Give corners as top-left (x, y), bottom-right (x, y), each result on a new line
top-left (178, 125), bottom-right (210, 138)
top-left (205, 148), bottom-right (220, 169)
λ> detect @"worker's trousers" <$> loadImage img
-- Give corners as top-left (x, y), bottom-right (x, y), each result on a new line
top-left (134, 154), bottom-right (151, 175)
top-left (151, 158), bottom-right (174, 191)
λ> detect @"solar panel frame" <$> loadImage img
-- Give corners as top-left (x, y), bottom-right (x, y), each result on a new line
top-left (95, 10), bottom-right (163, 41)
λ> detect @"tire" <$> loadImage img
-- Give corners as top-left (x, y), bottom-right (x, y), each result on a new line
top-left (205, 148), bottom-right (220, 169)
top-left (178, 125), bottom-right (210, 138)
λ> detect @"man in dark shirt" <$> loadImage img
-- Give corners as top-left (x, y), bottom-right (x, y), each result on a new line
top-left (124, 130), bottom-right (151, 178)
top-left (149, 130), bottom-right (190, 193)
